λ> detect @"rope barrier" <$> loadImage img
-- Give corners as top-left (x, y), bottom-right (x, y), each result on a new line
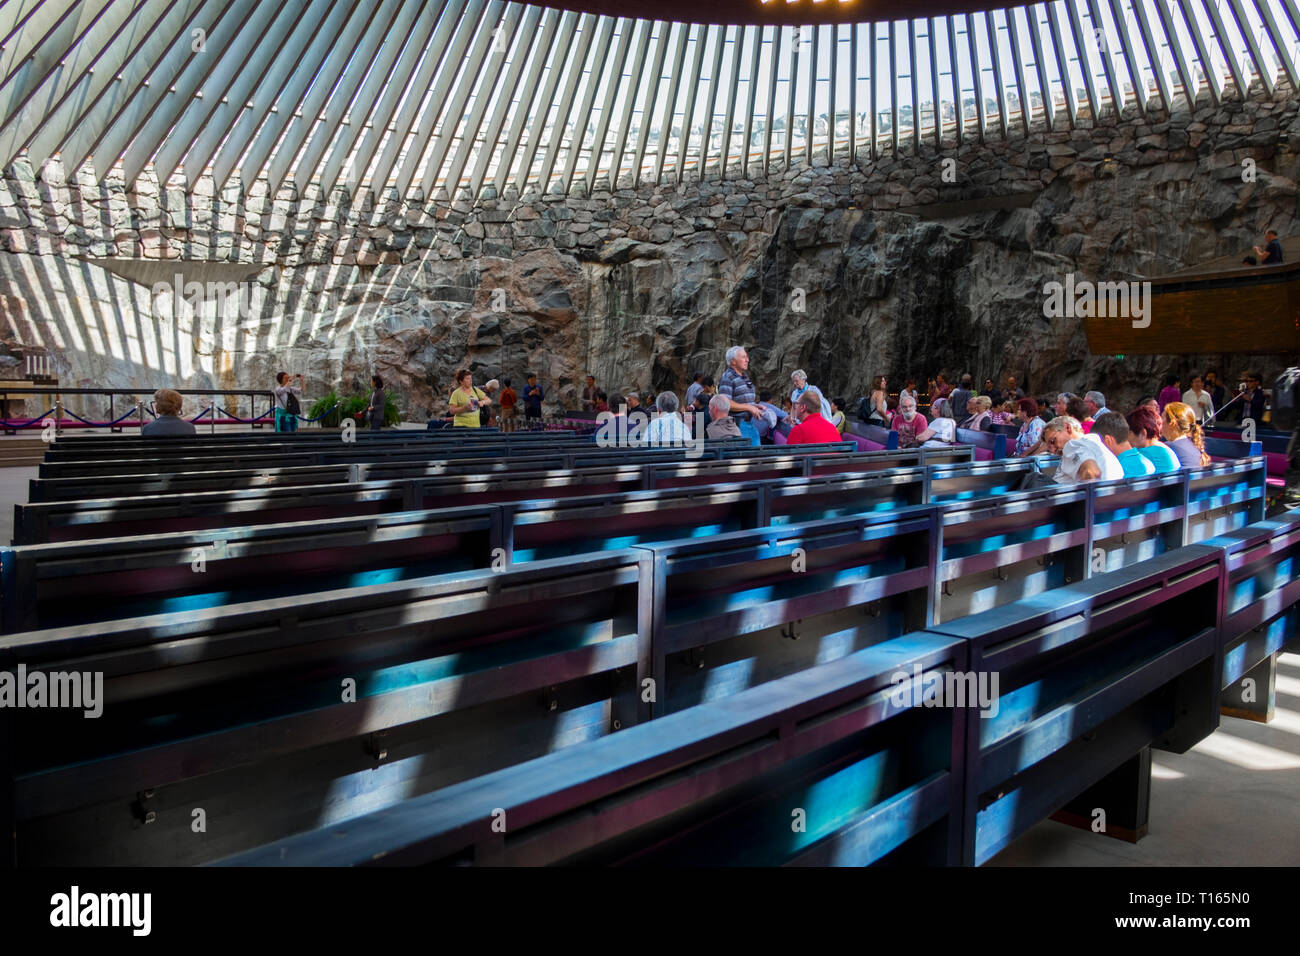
top-left (294, 403), bottom-right (340, 423)
top-left (0, 408), bottom-right (57, 429)
top-left (54, 406), bottom-right (168, 427)
top-left (218, 407), bottom-right (275, 424)
top-left (188, 406), bottom-right (215, 423)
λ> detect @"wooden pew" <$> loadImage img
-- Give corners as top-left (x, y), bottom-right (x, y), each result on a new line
top-left (954, 427), bottom-right (1008, 461)
top-left (845, 422), bottom-right (899, 451)
top-left (9, 459), bottom-right (1267, 635)
top-left (926, 545), bottom-right (1224, 863)
top-left (16, 450), bottom-right (937, 542)
top-left (211, 541), bottom-right (1234, 867)
top-left (0, 506), bottom-right (501, 631)
top-left (6, 490), bottom-right (1286, 865)
top-left (1202, 510), bottom-right (1300, 722)
top-left (0, 553), bottom-right (652, 866)
top-left (213, 631), bottom-right (968, 866)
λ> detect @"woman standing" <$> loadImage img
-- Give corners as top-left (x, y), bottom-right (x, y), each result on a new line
top-left (366, 374), bottom-right (386, 431)
top-left (1162, 401), bottom-right (1211, 467)
top-left (448, 369), bottom-right (488, 428)
top-left (273, 371), bottom-right (304, 433)
top-left (863, 375), bottom-right (889, 426)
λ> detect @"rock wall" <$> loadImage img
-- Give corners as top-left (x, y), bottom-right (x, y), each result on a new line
top-left (1, 84), bottom-right (1298, 421)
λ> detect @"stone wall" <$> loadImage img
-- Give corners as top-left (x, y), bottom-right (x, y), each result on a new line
top-left (1, 84), bottom-right (1297, 420)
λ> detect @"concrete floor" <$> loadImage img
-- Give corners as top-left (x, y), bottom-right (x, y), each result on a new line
top-left (2, 458), bottom-right (1296, 866)
top-left (991, 650), bottom-right (1300, 866)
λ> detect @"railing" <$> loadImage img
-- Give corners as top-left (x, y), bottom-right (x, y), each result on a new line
top-left (0, 385), bottom-right (277, 435)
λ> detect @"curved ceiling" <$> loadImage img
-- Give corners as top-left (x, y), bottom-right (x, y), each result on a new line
top-left (1, 0), bottom-right (1297, 200)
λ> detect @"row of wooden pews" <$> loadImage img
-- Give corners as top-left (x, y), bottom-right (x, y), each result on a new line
top-left (0, 427), bottom-right (1292, 866)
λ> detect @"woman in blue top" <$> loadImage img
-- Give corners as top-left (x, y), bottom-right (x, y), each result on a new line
top-left (1126, 406), bottom-right (1180, 473)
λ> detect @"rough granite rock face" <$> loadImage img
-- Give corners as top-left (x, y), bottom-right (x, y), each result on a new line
top-left (1, 85), bottom-right (1298, 421)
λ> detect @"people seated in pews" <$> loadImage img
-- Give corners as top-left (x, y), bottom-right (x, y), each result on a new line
top-left (891, 394), bottom-right (927, 448)
top-left (141, 388), bottom-right (198, 437)
top-left (829, 397), bottom-right (847, 434)
top-left (1053, 438), bottom-right (1108, 483)
top-left (1052, 392), bottom-right (1077, 418)
top-left (1091, 411), bottom-right (1155, 477)
top-left (1066, 395), bottom-right (1094, 433)
top-left (989, 399), bottom-right (1016, 426)
top-left (273, 371), bottom-right (304, 433)
top-left (754, 390), bottom-right (785, 441)
top-left (1162, 402), bottom-right (1212, 467)
top-left (706, 393), bottom-right (741, 440)
top-left (1013, 398), bottom-right (1045, 455)
top-left (1126, 407), bottom-right (1181, 474)
top-left (449, 369), bottom-right (489, 428)
top-left (643, 391), bottom-right (691, 444)
top-left (914, 397), bottom-right (957, 448)
top-left (1027, 415), bottom-right (1083, 456)
top-left (786, 390), bottom-right (841, 444)
top-left (959, 395), bottom-right (993, 431)
top-left (1084, 390), bottom-right (1110, 419)
top-left (593, 390), bottom-right (610, 414)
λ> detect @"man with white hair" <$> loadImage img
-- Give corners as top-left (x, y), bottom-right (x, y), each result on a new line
top-left (644, 391), bottom-right (691, 445)
top-left (706, 393), bottom-right (741, 439)
top-left (718, 346), bottom-right (765, 446)
top-left (1055, 434), bottom-right (1124, 484)
top-left (1084, 390), bottom-right (1109, 420)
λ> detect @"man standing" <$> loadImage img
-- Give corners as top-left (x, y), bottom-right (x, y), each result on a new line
top-left (522, 372), bottom-right (544, 426)
top-left (581, 375), bottom-right (598, 411)
top-left (718, 346), bottom-right (766, 446)
top-left (1004, 376), bottom-right (1025, 400)
top-left (684, 372), bottom-right (705, 411)
top-left (786, 391), bottom-right (842, 444)
top-left (1241, 372), bottom-right (1266, 425)
top-left (1244, 229), bottom-right (1284, 265)
top-left (498, 378), bottom-right (517, 432)
top-left (948, 374), bottom-right (974, 417)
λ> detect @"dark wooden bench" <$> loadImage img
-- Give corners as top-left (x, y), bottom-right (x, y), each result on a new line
top-left (1203, 509), bottom-right (1300, 722)
top-left (214, 631), bottom-right (968, 866)
top-left (4, 486), bottom-right (1284, 864)
top-left (0, 552), bottom-right (651, 865)
top-left (927, 545), bottom-right (1224, 863)
top-left (210, 542), bottom-right (1232, 867)
top-left (0, 506), bottom-right (501, 631)
top-left (16, 450), bottom-right (939, 542)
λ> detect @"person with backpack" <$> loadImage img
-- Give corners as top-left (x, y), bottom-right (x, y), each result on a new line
top-left (273, 371), bottom-right (304, 432)
top-left (449, 368), bottom-right (489, 428)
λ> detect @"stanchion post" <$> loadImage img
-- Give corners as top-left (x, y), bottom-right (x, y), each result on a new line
top-left (54, 397), bottom-right (63, 437)
top-left (137, 400), bottom-right (144, 431)
top-left (211, 394), bottom-right (217, 435)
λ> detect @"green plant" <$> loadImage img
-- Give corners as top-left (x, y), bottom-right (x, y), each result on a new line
top-left (307, 390), bottom-right (341, 428)
top-left (382, 388), bottom-right (402, 426)
top-left (338, 394), bottom-right (369, 423)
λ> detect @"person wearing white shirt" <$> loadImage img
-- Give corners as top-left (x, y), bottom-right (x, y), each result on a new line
top-left (1182, 375), bottom-right (1215, 423)
top-left (1056, 433), bottom-right (1125, 483)
top-left (644, 391), bottom-right (692, 445)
